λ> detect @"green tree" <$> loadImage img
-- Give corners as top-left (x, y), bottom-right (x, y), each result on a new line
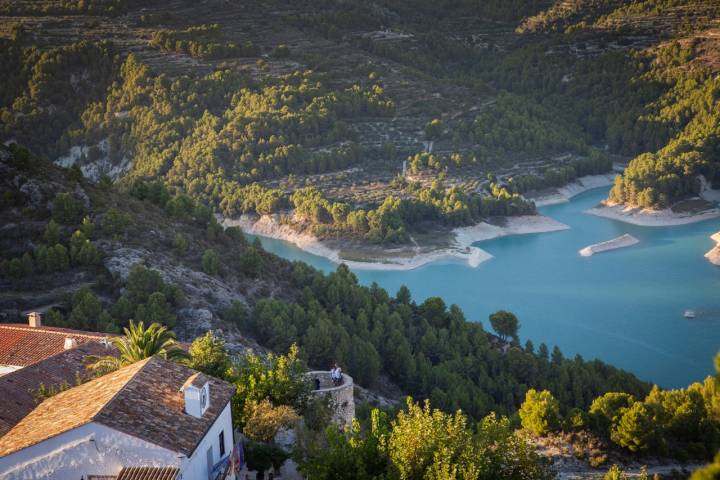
top-left (76, 240), bottom-right (99, 265)
top-left (126, 264), bottom-right (165, 304)
top-left (222, 301), bottom-right (247, 326)
top-left (489, 310), bottom-right (519, 343)
top-left (52, 193), bottom-right (83, 224)
top-left (589, 392), bottom-right (636, 434)
top-left (102, 207), bottom-right (130, 237)
top-left (243, 399), bottom-right (300, 442)
top-left (80, 216), bottom-right (95, 238)
top-left (68, 287), bottom-right (102, 330)
top-left (388, 399), bottom-right (479, 479)
top-left (44, 308), bottom-right (66, 327)
top-left (88, 320), bottom-right (189, 373)
top-left (425, 118), bottom-right (443, 141)
top-left (298, 399), bottom-right (552, 480)
top-left (611, 402), bottom-right (663, 453)
top-left (231, 344), bottom-right (311, 431)
top-left (691, 452), bottom-right (720, 480)
top-left (43, 244), bottom-right (69, 272)
top-left (519, 388), bottom-right (561, 436)
top-left (135, 292), bottom-right (176, 328)
top-left (202, 248), bottom-right (221, 275)
top-left (188, 331), bottom-right (232, 379)
top-left (44, 219), bottom-right (61, 245)
top-left (69, 230), bottom-right (88, 262)
top-left (690, 352), bottom-right (720, 478)
top-left (173, 232), bottom-right (188, 254)
top-left (239, 247), bottom-right (262, 276)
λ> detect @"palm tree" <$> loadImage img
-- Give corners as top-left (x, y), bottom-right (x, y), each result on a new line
top-left (88, 320), bottom-right (189, 374)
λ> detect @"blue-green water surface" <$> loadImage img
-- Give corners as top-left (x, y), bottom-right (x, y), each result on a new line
top-left (252, 187), bottom-right (720, 388)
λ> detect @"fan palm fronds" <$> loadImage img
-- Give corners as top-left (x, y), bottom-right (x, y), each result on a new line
top-left (88, 320), bottom-right (189, 374)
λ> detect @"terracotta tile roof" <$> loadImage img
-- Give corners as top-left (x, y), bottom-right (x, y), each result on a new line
top-left (0, 341), bottom-right (115, 437)
top-left (117, 466), bottom-right (179, 480)
top-left (0, 323), bottom-right (112, 368)
top-left (0, 357), bottom-right (236, 458)
top-left (93, 357), bottom-right (236, 456)
top-left (0, 358), bottom-right (148, 457)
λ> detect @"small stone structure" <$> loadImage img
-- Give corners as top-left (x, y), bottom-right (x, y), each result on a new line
top-left (307, 371), bottom-right (355, 426)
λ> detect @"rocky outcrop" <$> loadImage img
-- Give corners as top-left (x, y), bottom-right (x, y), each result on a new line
top-left (98, 241), bottom-right (251, 345)
top-left (705, 232), bottom-right (720, 266)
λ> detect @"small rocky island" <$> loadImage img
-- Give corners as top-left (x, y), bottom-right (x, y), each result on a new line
top-left (579, 234), bottom-right (639, 257)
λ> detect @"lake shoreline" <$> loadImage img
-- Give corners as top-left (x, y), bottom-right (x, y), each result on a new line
top-left (586, 203), bottom-right (720, 226)
top-left (223, 213), bottom-right (569, 271)
top-left (529, 173), bottom-right (618, 207)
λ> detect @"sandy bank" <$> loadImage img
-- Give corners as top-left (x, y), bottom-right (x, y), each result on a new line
top-left (453, 215), bottom-right (570, 245)
top-left (705, 232), bottom-right (720, 266)
top-left (530, 173), bottom-right (618, 207)
top-left (223, 214), bottom-right (568, 271)
top-left (579, 234), bottom-right (639, 257)
top-left (585, 203), bottom-right (720, 226)
top-left (223, 214), bottom-right (342, 262)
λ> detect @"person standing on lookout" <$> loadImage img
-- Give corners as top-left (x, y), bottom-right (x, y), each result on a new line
top-left (334, 363), bottom-right (343, 386)
top-left (330, 364), bottom-right (338, 385)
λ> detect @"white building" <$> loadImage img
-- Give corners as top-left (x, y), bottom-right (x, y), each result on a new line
top-left (0, 356), bottom-right (236, 480)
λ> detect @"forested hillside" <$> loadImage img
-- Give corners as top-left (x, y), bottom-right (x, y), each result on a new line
top-left (6, 143), bottom-right (720, 476)
top-left (2, 0), bottom-right (718, 233)
top-left (2, 0), bottom-right (720, 475)
top-left (0, 144), bottom-right (650, 418)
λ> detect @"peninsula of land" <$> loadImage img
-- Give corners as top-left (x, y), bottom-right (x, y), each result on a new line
top-left (223, 214), bottom-right (569, 271)
top-left (586, 203), bottom-right (720, 226)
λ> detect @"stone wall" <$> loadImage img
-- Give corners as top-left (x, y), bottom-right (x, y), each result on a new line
top-left (307, 371), bottom-right (355, 426)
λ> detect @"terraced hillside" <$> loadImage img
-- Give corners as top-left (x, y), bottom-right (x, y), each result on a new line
top-left (1, 0), bottom-right (719, 242)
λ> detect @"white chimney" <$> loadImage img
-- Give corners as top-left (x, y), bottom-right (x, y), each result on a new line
top-left (27, 312), bottom-right (42, 328)
top-left (64, 337), bottom-right (78, 350)
top-left (181, 374), bottom-right (210, 418)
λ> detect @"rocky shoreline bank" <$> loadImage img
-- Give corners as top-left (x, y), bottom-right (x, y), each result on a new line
top-left (223, 214), bottom-right (569, 271)
top-left (705, 232), bottom-right (720, 266)
top-left (586, 203), bottom-right (720, 226)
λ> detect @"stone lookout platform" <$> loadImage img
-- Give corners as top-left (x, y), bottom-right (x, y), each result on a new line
top-left (307, 371), bottom-right (355, 426)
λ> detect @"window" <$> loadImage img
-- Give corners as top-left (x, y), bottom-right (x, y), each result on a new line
top-left (219, 430), bottom-right (225, 457)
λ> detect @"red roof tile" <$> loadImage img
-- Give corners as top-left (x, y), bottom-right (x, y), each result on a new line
top-left (0, 357), bottom-right (236, 457)
top-left (0, 341), bottom-right (115, 437)
top-left (0, 323), bottom-right (111, 368)
top-left (117, 466), bottom-right (179, 480)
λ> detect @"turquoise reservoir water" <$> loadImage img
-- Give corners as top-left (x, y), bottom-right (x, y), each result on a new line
top-left (252, 187), bottom-right (720, 388)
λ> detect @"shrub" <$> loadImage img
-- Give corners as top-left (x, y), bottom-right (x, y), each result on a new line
top-left (519, 389), bottom-right (561, 436)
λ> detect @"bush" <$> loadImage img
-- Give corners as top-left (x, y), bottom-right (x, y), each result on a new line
top-left (589, 392), bottom-right (636, 434)
top-left (243, 399), bottom-right (300, 442)
top-left (519, 389), bottom-right (561, 436)
top-left (201, 249), bottom-right (220, 275)
top-left (189, 331), bottom-right (232, 379)
top-left (102, 208), bottom-right (130, 237)
top-left (610, 402), bottom-right (664, 453)
top-left (52, 193), bottom-right (83, 224)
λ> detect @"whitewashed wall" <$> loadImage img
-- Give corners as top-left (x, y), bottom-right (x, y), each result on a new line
top-left (180, 401), bottom-right (234, 480)
top-left (0, 401), bottom-right (234, 480)
top-left (0, 423), bottom-right (180, 479)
